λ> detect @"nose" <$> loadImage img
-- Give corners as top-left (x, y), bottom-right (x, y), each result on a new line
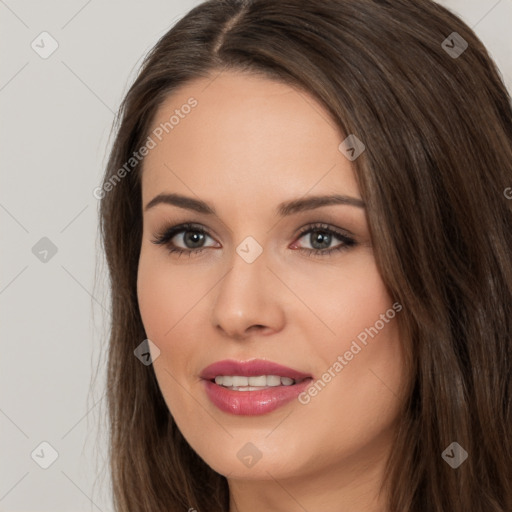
top-left (210, 247), bottom-right (286, 341)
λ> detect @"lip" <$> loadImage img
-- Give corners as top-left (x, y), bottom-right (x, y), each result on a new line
top-left (200, 359), bottom-right (313, 416)
top-left (200, 359), bottom-right (312, 381)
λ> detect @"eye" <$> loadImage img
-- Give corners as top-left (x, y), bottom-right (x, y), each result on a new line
top-left (150, 223), bottom-right (218, 257)
top-left (151, 222), bottom-right (357, 258)
top-left (292, 223), bottom-right (356, 257)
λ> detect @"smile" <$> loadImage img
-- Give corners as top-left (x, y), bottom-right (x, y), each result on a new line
top-left (213, 374), bottom-right (300, 389)
top-left (200, 359), bottom-right (314, 415)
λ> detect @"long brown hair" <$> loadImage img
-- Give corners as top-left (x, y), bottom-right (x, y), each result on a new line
top-left (97, 0), bottom-right (512, 510)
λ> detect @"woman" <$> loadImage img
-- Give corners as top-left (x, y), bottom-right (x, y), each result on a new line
top-left (98, 0), bottom-right (512, 510)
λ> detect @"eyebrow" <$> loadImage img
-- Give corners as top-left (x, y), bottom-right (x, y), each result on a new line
top-left (144, 192), bottom-right (365, 216)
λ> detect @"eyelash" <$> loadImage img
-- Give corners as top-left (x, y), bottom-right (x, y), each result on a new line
top-left (150, 222), bottom-right (356, 258)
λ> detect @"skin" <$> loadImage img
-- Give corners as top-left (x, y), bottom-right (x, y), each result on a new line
top-left (137, 69), bottom-right (407, 512)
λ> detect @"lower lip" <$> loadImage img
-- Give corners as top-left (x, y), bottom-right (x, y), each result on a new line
top-left (202, 378), bottom-right (313, 415)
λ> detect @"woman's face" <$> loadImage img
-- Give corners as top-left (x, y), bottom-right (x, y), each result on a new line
top-left (137, 70), bottom-right (406, 496)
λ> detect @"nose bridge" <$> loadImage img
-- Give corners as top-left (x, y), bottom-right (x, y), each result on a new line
top-left (211, 236), bottom-right (285, 338)
top-left (228, 237), bottom-right (268, 294)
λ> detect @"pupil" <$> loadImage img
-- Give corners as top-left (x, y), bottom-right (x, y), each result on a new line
top-left (185, 231), bottom-right (204, 248)
top-left (312, 231), bottom-right (331, 249)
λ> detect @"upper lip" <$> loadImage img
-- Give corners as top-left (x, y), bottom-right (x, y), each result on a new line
top-left (200, 359), bottom-right (313, 381)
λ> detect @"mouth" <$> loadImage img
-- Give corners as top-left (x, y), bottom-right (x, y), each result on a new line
top-left (208, 374), bottom-right (311, 391)
top-left (199, 359), bottom-right (314, 415)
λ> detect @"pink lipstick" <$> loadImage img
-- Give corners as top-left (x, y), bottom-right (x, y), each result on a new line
top-left (200, 359), bottom-right (313, 415)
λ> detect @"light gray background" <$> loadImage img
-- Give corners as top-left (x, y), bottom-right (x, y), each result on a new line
top-left (1, 1), bottom-right (511, 511)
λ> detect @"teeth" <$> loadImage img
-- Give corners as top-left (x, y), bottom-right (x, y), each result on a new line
top-left (214, 375), bottom-right (297, 389)
top-left (232, 376), bottom-right (248, 387)
top-left (248, 375), bottom-right (267, 386)
top-left (266, 375), bottom-right (281, 386)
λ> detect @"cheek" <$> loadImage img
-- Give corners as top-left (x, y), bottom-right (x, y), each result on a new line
top-left (136, 250), bottom-right (199, 416)
top-left (289, 251), bottom-right (393, 343)
top-left (137, 253), bottom-right (170, 340)
top-left (295, 253), bottom-right (404, 397)
top-left (136, 246), bottom-right (206, 340)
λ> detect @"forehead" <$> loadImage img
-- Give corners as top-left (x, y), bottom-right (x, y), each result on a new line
top-left (140, 70), bottom-right (360, 211)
